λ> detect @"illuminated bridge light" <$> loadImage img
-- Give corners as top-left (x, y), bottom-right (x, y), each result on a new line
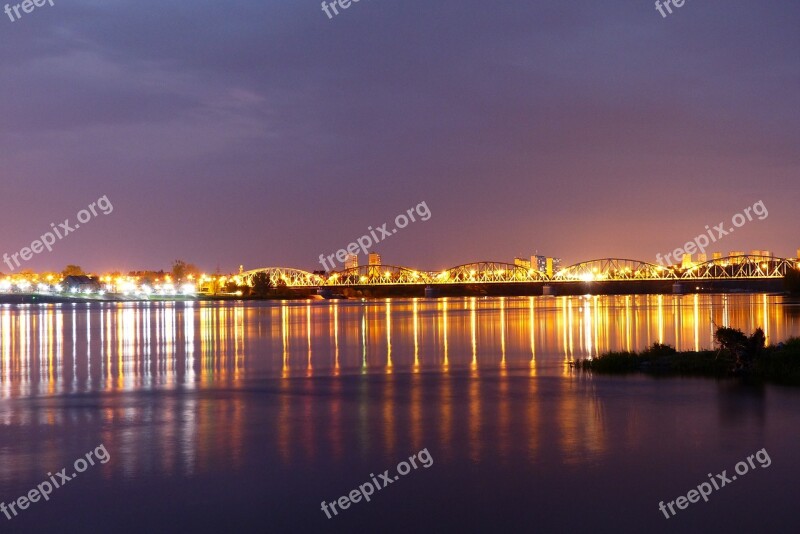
top-left (237, 255), bottom-right (796, 288)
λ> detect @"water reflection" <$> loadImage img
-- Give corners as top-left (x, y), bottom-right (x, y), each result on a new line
top-left (1, 295), bottom-right (799, 393)
top-left (0, 294), bottom-right (798, 483)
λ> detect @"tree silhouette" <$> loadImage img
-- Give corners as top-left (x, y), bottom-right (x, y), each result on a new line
top-left (714, 326), bottom-right (766, 374)
top-left (171, 260), bottom-right (199, 281)
top-left (62, 265), bottom-right (85, 277)
top-left (252, 272), bottom-right (272, 297)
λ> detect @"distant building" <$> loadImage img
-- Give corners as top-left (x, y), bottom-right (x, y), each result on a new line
top-left (345, 254), bottom-right (358, 270)
top-left (797, 248), bottom-right (800, 260)
top-left (531, 255), bottom-right (561, 274)
top-left (368, 252), bottom-right (381, 266)
top-left (746, 250), bottom-right (772, 258)
top-left (696, 253), bottom-right (707, 263)
top-left (514, 257), bottom-right (531, 269)
top-left (63, 275), bottom-right (101, 293)
top-left (545, 258), bottom-right (555, 277)
top-left (729, 251), bottom-right (745, 265)
top-left (681, 254), bottom-right (694, 269)
top-left (712, 252), bottom-right (723, 261)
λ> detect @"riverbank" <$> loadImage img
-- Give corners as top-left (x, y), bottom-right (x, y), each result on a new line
top-left (0, 292), bottom-right (323, 304)
top-left (0, 293), bottom-right (200, 304)
top-left (573, 338), bottom-right (800, 385)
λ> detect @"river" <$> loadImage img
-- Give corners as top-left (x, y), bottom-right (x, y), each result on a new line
top-left (0, 294), bottom-right (798, 533)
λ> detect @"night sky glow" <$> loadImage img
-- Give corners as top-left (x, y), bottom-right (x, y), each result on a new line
top-left (1, 0), bottom-right (798, 273)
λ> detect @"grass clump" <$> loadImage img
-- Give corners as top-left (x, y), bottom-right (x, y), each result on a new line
top-left (574, 328), bottom-right (800, 385)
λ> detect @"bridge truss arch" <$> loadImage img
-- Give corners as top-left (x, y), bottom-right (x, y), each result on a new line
top-left (554, 258), bottom-right (678, 281)
top-left (324, 265), bottom-right (430, 286)
top-left (239, 267), bottom-right (324, 287)
top-left (433, 262), bottom-right (549, 284)
top-left (680, 255), bottom-right (797, 279)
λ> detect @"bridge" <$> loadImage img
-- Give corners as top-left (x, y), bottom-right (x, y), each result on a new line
top-left (238, 255), bottom-right (798, 291)
top-left (238, 267), bottom-right (324, 287)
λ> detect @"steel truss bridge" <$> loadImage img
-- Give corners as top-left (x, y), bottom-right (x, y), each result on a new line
top-left (239, 267), bottom-right (324, 288)
top-left (238, 256), bottom-right (798, 288)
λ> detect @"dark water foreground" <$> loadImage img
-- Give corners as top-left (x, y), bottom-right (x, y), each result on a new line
top-left (1, 296), bottom-right (799, 533)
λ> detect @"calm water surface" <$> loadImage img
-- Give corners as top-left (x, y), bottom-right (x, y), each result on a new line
top-left (1, 295), bottom-right (799, 533)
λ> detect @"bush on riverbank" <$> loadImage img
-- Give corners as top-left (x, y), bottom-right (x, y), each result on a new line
top-left (575, 328), bottom-right (800, 385)
top-left (574, 344), bottom-right (726, 376)
top-left (756, 337), bottom-right (800, 384)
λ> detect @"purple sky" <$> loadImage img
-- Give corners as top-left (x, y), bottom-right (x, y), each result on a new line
top-left (0, 0), bottom-right (798, 274)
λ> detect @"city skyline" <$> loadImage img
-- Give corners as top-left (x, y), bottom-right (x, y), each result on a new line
top-left (1, 246), bottom-right (797, 279)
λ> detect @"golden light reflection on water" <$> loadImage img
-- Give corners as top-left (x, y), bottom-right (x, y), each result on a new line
top-left (0, 297), bottom-right (731, 481)
top-left (1, 295), bottom-right (798, 480)
top-left (0, 295), bottom-right (797, 393)
top-left (12, 296), bottom-right (796, 474)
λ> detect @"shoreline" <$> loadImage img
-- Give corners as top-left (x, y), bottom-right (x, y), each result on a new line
top-left (573, 339), bottom-right (800, 386)
top-left (0, 293), bottom-right (324, 304)
top-left (0, 291), bottom-right (795, 305)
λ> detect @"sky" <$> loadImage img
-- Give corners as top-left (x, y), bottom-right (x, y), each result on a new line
top-left (0, 0), bottom-right (798, 274)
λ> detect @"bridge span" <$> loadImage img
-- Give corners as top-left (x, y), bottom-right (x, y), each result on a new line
top-left (235, 256), bottom-right (798, 296)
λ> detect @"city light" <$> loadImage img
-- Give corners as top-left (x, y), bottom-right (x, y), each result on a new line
top-left (180, 283), bottom-right (196, 295)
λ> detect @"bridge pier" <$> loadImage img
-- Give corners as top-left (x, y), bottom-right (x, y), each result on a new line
top-left (542, 284), bottom-right (555, 296)
top-left (317, 288), bottom-right (334, 299)
top-left (672, 282), bottom-right (685, 295)
top-left (424, 285), bottom-right (440, 298)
